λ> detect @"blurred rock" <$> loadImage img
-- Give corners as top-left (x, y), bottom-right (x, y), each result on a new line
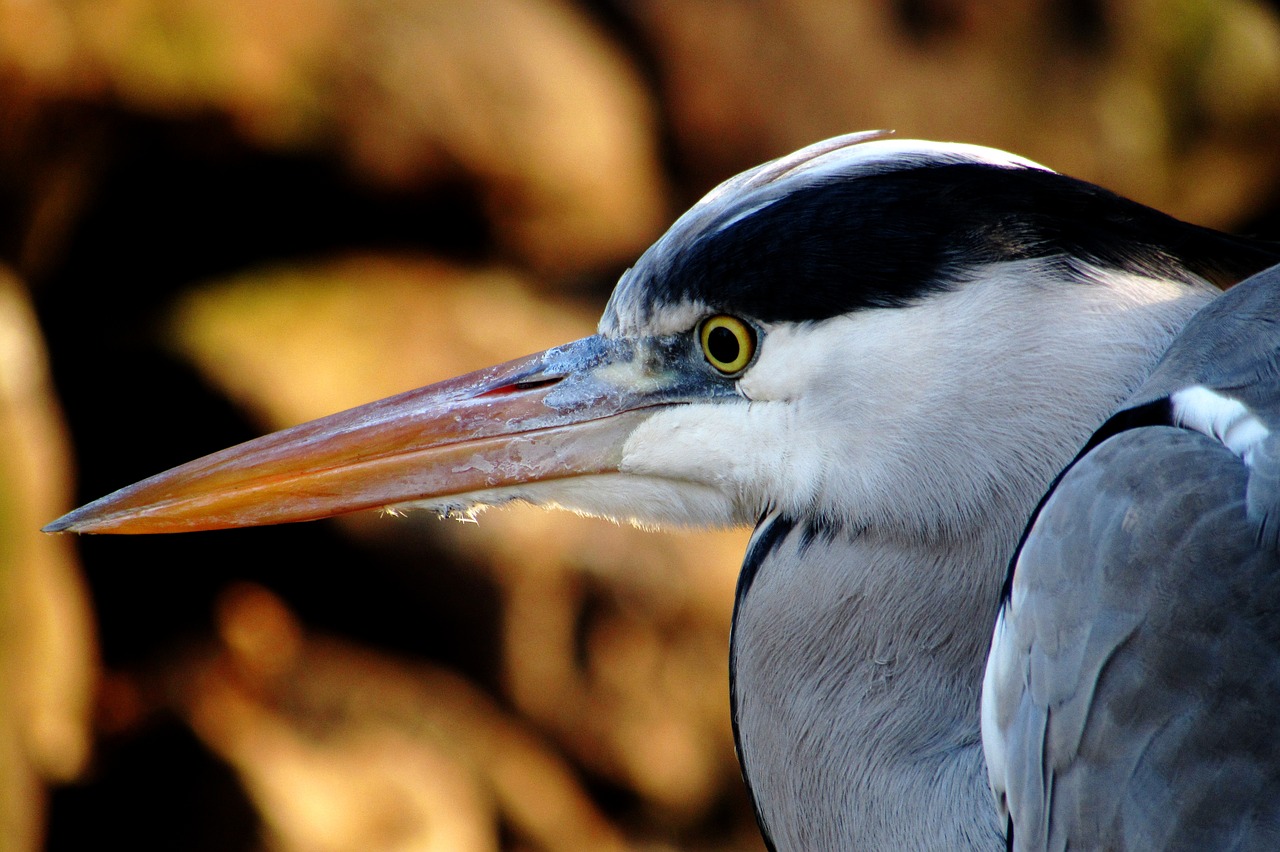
top-left (166, 255), bottom-right (598, 415)
top-left (174, 581), bottom-right (631, 851)
top-left (0, 269), bottom-right (96, 850)
top-left (0, 0), bottom-right (668, 276)
top-left (626, 0), bottom-right (1280, 227)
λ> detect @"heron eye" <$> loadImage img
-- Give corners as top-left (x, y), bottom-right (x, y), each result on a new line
top-left (699, 315), bottom-right (756, 374)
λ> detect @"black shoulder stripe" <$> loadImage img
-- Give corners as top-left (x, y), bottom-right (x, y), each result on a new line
top-left (798, 514), bottom-right (863, 554)
top-left (799, 515), bottom-right (838, 553)
top-left (998, 398), bottom-right (1174, 606)
top-left (728, 512), bottom-right (795, 852)
top-left (735, 513), bottom-right (796, 604)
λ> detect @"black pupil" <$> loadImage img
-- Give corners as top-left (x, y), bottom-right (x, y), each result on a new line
top-left (707, 325), bottom-right (741, 365)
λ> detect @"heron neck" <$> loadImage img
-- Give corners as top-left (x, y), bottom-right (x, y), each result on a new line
top-left (731, 514), bottom-right (1011, 849)
top-left (728, 270), bottom-right (1221, 848)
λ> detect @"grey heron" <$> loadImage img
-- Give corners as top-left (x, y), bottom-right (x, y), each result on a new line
top-left (46, 132), bottom-right (1280, 849)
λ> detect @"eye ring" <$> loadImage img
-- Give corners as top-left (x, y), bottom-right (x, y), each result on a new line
top-left (699, 315), bottom-right (757, 375)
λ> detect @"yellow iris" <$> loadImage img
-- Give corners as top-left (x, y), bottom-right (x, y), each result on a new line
top-left (699, 315), bottom-right (756, 374)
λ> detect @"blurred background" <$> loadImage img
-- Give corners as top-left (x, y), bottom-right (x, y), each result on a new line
top-left (3, 0), bottom-right (1280, 849)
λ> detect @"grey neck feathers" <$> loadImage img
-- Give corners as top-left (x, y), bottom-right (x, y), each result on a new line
top-left (733, 515), bottom-right (1011, 848)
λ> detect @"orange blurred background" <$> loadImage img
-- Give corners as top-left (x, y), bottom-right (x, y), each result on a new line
top-left (3, 1), bottom-right (1280, 849)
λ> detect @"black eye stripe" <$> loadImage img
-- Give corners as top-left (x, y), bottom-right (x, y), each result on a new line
top-left (606, 161), bottom-right (1279, 327)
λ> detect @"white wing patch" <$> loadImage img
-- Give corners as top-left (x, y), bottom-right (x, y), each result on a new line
top-left (1172, 385), bottom-right (1271, 466)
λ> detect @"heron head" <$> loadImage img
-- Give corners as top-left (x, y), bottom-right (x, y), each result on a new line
top-left (46, 132), bottom-right (1257, 536)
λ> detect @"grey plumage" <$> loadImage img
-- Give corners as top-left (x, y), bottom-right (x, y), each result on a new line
top-left (985, 264), bottom-right (1280, 850)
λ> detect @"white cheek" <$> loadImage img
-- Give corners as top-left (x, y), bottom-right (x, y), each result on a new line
top-left (736, 318), bottom-right (895, 515)
top-left (619, 401), bottom-right (796, 523)
top-left (739, 323), bottom-right (818, 402)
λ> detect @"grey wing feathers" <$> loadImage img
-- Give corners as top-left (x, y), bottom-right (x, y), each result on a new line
top-left (987, 262), bottom-right (1280, 850)
top-left (1125, 266), bottom-right (1280, 556)
top-left (1247, 432), bottom-right (1280, 549)
top-left (990, 427), bottom-right (1280, 851)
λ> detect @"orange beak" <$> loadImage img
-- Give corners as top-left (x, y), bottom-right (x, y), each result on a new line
top-left (44, 334), bottom-right (695, 534)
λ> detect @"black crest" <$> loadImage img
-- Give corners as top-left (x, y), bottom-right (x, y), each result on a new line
top-left (618, 161), bottom-right (1279, 326)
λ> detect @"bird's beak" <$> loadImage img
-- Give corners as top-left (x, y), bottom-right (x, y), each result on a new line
top-left (45, 335), bottom-right (681, 534)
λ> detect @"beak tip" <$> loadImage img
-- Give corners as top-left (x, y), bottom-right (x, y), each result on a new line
top-left (43, 496), bottom-right (132, 534)
top-left (42, 514), bottom-right (80, 535)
